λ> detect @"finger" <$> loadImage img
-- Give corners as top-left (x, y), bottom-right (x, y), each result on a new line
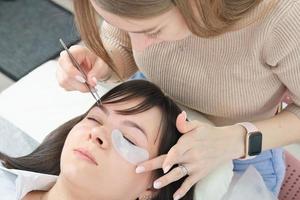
top-left (68, 45), bottom-right (94, 70)
top-left (56, 63), bottom-right (90, 92)
top-left (173, 175), bottom-right (199, 200)
top-left (58, 51), bottom-right (84, 78)
top-left (56, 64), bottom-right (76, 91)
top-left (176, 113), bottom-right (199, 134)
top-left (162, 139), bottom-right (193, 173)
top-left (87, 58), bottom-right (111, 87)
top-left (59, 48), bottom-right (86, 71)
top-left (153, 165), bottom-right (190, 189)
top-left (176, 111), bottom-right (187, 128)
top-left (135, 155), bottom-right (166, 174)
top-left (68, 79), bottom-right (91, 93)
top-left (59, 45), bottom-right (95, 76)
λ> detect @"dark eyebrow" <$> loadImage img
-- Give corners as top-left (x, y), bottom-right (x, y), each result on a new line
top-left (122, 120), bottom-right (148, 140)
top-left (93, 106), bottom-right (148, 140)
top-left (94, 105), bottom-right (110, 116)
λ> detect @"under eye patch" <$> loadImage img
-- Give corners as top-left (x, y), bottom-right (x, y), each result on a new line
top-left (111, 129), bottom-right (149, 164)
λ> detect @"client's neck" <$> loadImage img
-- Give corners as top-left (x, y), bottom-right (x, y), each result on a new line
top-left (34, 176), bottom-right (94, 200)
top-left (49, 176), bottom-right (95, 200)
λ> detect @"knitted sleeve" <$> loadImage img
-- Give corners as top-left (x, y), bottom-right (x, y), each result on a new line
top-left (264, 0), bottom-right (300, 119)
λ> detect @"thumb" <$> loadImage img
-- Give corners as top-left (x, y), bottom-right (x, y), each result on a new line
top-left (176, 111), bottom-right (198, 134)
top-left (87, 58), bottom-right (111, 87)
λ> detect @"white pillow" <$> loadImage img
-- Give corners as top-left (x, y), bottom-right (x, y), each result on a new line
top-left (0, 60), bottom-right (110, 142)
top-left (194, 162), bottom-right (233, 200)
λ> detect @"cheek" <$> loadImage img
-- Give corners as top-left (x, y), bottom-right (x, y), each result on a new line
top-left (60, 132), bottom-right (76, 169)
top-left (59, 128), bottom-right (96, 186)
top-left (98, 152), bottom-right (152, 196)
top-left (60, 129), bottom-right (84, 163)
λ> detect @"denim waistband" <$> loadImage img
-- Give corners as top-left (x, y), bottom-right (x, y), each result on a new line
top-left (233, 148), bottom-right (285, 196)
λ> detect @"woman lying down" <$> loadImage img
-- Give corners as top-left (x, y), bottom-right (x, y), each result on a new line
top-left (0, 80), bottom-right (196, 200)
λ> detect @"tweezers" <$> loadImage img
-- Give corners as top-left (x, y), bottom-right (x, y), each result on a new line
top-left (59, 38), bottom-right (102, 106)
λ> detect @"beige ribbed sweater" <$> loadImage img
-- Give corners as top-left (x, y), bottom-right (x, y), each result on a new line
top-left (100, 0), bottom-right (300, 126)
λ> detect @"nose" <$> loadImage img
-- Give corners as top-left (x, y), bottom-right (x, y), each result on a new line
top-left (89, 127), bottom-right (109, 149)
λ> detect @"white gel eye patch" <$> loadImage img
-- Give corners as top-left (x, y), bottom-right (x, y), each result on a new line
top-left (111, 129), bottom-right (149, 164)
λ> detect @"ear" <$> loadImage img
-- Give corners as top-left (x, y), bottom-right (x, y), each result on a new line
top-left (138, 187), bottom-right (157, 200)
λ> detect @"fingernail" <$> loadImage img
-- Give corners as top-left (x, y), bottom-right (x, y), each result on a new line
top-left (174, 194), bottom-right (181, 200)
top-left (92, 77), bottom-right (98, 85)
top-left (135, 166), bottom-right (145, 173)
top-left (153, 181), bottom-right (161, 189)
top-left (75, 75), bottom-right (86, 83)
top-left (182, 111), bottom-right (187, 119)
top-left (163, 165), bottom-right (171, 174)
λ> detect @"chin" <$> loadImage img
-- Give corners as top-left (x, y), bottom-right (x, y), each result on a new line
top-left (61, 164), bottom-right (93, 186)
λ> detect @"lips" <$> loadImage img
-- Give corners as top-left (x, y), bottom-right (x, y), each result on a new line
top-left (74, 148), bottom-right (98, 165)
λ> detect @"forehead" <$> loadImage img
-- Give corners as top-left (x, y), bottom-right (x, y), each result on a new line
top-left (90, 0), bottom-right (175, 32)
top-left (88, 100), bottom-right (163, 143)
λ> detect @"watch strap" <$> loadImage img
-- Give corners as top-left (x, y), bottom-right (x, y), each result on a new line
top-left (237, 122), bottom-right (258, 133)
top-left (237, 122), bottom-right (259, 160)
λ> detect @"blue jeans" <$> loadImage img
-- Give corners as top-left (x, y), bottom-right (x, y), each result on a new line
top-left (233, 148), bottom-right (285, 197)
top-left (130, 72), bottom-right (286, 196)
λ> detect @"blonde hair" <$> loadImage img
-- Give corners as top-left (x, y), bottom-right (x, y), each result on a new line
top-left (74, 0), bottom-right (275, 77)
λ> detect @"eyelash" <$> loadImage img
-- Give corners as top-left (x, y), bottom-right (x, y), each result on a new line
top-left (86, 117), bottom-right (136, 145)
top-left (87, 117), bottom-right (102, 125)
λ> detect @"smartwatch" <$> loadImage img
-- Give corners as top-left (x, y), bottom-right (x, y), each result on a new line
top-left (237, 122), bottom-right (263, 159)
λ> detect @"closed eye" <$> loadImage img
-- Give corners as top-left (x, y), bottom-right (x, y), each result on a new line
top-left (87, 117), bottom-right (136, 145)
top-left (87, 117), bottom-right (103, 125)
top-left (123, 136), bottom-right (135, 145)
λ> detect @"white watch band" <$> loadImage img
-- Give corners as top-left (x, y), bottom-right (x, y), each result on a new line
top-left (237, 122), bottom-right (259, 160)
top-left (237, 122), bottom-right (258, 133)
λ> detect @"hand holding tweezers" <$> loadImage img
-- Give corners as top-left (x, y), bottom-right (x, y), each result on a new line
top-left (59, 38), bottom-right (102, 106)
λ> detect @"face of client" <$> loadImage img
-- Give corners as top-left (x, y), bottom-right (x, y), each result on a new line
top-left (60, 99), bottom-right (162, 200)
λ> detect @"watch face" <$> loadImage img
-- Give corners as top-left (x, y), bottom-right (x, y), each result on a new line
top-left (248, 132), bottom-right (262, 156)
